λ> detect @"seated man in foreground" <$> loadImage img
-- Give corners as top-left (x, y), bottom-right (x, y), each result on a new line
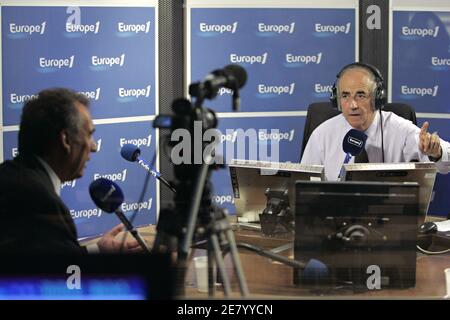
top-left (0, 88), bottom-right (141, 254)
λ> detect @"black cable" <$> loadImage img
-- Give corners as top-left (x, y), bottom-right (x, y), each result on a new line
top-left (379, 108), bottom-right (385, 163)
top-left (416, 245), bottom-right (450, 255)
top-left (217, 241), bottom-right (306, 269)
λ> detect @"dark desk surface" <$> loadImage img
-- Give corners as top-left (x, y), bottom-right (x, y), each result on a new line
top-left (81, 223), bottom-right (450, 299)
top-left (185, 227), bottom-right (450, 299)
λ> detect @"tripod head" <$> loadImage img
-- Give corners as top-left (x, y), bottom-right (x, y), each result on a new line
top-left (154, 63), bottom-right (247, 132)
top-left (153, 64), bottom-right (247, 188)
top-left (189, 64), bottom-right (247, 111)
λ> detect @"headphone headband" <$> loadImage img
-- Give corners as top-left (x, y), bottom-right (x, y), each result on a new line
top-left (330, 62), bottom-right (387, 110)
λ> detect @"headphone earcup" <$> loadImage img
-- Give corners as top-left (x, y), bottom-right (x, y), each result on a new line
top-left (330, 83), bottom-right (339, 110)
top-left (374, 85), bottom-right (387, 110)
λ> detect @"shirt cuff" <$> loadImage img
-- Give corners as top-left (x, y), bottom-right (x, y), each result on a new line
top-left (85, 243), bottom-right (100, 254)
top-left (440, 146), bottom-right (449, 163)
top-left (428, 146), bottom-right (445, 162)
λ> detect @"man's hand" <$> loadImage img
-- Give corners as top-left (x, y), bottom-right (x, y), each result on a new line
top-left (97, 224), bottom-right (144, 253)
top-left (419, 121), bottom-right (442, 160)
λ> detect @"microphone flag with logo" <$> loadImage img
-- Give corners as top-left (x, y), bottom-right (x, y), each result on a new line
top-left (89, 178), bottom-right (124, 213)
top-left (338, 129), bottom-right (368, 179)
top-left (89, 178), bottom-right (150, 252)
top-left (121, 143), bottom-right (176, 193)
top-left (343, 128), bottom-right (367, 158)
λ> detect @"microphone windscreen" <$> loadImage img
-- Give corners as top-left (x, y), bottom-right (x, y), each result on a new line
top-left (224, 64), bottom-right (247, 89)
top-left (120, 143), bottom-right (140, 162)
top-left (342, 129), bottom-right (367, 156)
top-left (303, 258), bottom-right (329, 284)
top-left (89, 178), bottom-right (124, 213)
top-left (171, 98), bottom-right (192, 114)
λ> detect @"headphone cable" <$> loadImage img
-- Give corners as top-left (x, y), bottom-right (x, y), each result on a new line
top-left (379, 108), bottom-right (385, 163)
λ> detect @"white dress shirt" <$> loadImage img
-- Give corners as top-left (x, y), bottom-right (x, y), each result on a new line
top-left (36, 156), bottom-right (61, 196)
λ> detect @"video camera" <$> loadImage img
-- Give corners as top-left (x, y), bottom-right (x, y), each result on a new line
top-left (153, 64), bottom-right (247, 183)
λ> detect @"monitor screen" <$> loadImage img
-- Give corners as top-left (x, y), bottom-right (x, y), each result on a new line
top-left (229, 159), bottom-right (324, 225)
top-left (294, 180), bottom-right (420, 290)
top-left (0, 254), bottom-right (175, 300)
top-left (342, 162), bottom-right (437, 226)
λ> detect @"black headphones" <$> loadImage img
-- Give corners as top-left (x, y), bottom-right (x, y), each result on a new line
top-left (330, 62), bottom-right (387, 111)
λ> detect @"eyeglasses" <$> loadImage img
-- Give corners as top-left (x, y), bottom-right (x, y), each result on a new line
top-left (339, 92), bottom-right (372, 103)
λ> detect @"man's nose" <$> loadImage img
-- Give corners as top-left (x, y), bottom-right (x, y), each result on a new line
top-left (350, 99), bottom-right (358, 109)
top-left (91, 139), bottom-right (98, 152)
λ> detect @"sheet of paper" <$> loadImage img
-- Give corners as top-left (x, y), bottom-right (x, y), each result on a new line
top-left (435, 220), bottom-right (450, 232)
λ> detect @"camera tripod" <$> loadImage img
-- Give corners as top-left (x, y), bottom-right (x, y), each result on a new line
top-left (178, 158), bottom-right (249, 297)
top-left (151, 157), bottom-right (249, 297)
top-left (152, 64), bottom-right (252, 297)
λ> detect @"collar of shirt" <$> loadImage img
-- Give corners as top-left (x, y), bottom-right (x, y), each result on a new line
top-left (36, 156), bottom-right (62, 196)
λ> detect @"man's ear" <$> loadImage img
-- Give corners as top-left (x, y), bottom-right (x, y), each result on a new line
top-left (60, 130), bottom-right (71, 154)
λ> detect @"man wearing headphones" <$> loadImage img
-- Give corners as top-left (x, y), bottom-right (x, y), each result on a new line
top-left (301, 62), bottom-right (450, 181)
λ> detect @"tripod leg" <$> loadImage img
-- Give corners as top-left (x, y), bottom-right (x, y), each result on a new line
top-left (224, 229), bottom-right (249, 297)
top-left (210, 233), bottom-right (232, 296)
top-left (207, 244), bottom-right (216, 297)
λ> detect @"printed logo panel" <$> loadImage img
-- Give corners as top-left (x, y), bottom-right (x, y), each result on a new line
top-left (2, 6), bottom-right (156, 126)
top-left (392, 11), bottom-right (450, 113)
top-left (190, 8), bottom-right (356, 113)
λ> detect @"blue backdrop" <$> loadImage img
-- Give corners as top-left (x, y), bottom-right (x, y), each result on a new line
top-left (392, 8), bottom-right (450, 217)
top-left (190, 7), bottom-right (356, 112)
top-left (1, 5), bottom-right (158, 238)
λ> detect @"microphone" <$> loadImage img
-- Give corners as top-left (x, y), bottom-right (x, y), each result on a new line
top-left (120, 144), bottom-right (176, 194)
top-left (234, 242), bottom-right (329, 285)
top-left (338, 129), bottom-right (368, 179)
top-left (189, 64), bottom-right (247, 111)
top-left (343, 128), bottom-right (367, 159)
top-left (89, 178), bottom-right (150, 253)
top-left (303, 258), bottom-right (330, 285)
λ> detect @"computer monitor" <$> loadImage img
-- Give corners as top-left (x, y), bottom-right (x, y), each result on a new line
top-left (229, 159), bottom-right (324, 226)
top-left (342, 162), bottom-right (437, 226)
top-left (294, 180), bottom-right (420, 289)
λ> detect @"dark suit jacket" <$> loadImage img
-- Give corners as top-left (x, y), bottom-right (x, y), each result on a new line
top-left (0, 155), bottom-right (86, 254)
